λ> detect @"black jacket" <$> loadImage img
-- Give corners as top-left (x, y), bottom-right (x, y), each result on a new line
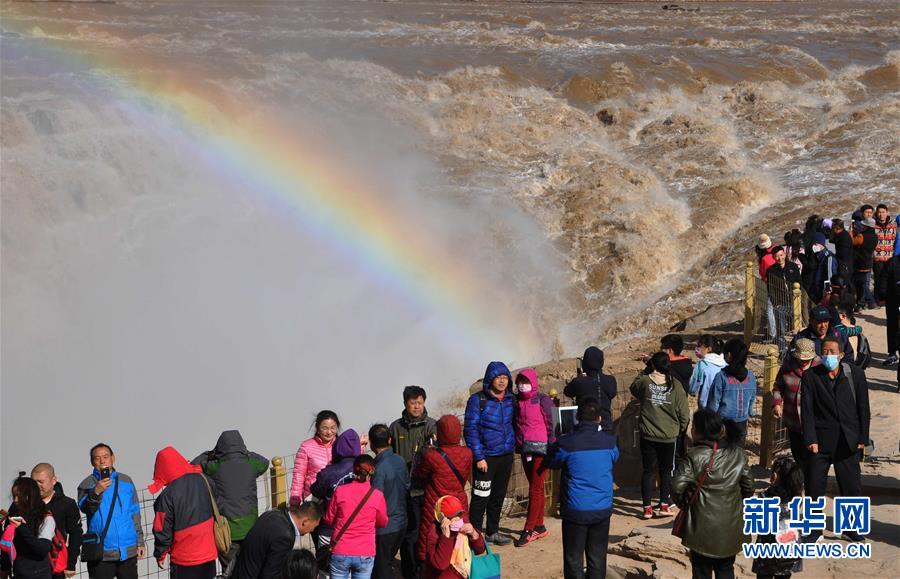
top-left (564, 347), bottom-right (617, 430)
top-left (2, 513), bottom-right (54, 579)
top-left (766, 262), bottom-right (802, 307)
top-left (47, 484), bottom-right (83, 571)
top-left (833, 229), bottom-right (854, 275)
top-left (852, 227), bottom-right (877, 272)
top-left (801, 363), bottom-right (870, 453)
top-left (233, 508), bottom-right (297, 579)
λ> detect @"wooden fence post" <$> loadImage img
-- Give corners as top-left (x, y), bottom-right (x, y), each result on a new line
top-left (744, 261), bottom-right (755, 345)
top-left (270, 456), bottom-right (287, 509)
top-left (759, 346), bottom-right (779, 469)
top-left (792, 283), bottom-right (803, 332)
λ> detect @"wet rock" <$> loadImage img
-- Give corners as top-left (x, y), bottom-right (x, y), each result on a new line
top-left (596, 108), bottom-right (615, 125)
top-left (607, 554), bottom-right (653, 578)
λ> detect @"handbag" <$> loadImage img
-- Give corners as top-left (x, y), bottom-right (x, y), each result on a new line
top-left (81, 477), bottom-right (119, 562)
top-left (200, 474), bottom-right (232, 555)
top-left (315, 486), bottom-right (375, 571)
top-left (672, 440), bottom-right (717, 539)
top-left (470, 541), bottom-right (501, 579)
top-left (520, 440), bottom-right (548, 456)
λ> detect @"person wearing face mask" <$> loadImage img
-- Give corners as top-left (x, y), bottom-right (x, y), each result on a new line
top-left (464, 362), bottom-right (516, 546)
top-left (421, 496), bottom-right (485, 579)
top-left (688, 335), bottom-right (727, 409)
top-left (512, 369), bottom-right (556, 548)
top-left (806, 232), bottom-right (837, 303)
top-left (773, 339), bottom-right (819, 477)
top-left (800, 337), bottom-right (870, 543)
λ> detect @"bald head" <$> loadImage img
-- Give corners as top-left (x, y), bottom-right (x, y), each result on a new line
top-left (31, 463), bottom-right (57, 501)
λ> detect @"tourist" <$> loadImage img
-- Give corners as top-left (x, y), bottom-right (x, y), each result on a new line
top-left (193, 430), bottom-right (269, 577)
top-left (512, 369), bottom-right (556, 547)
top-left (750, 457), bottom-right (805, 579)
top-left (30, 463), bottom-right (83, 579)
top-left (310, 429), bottom-right (363, 553)
top-left (873, 204), bottom-right (896, 305)
top-left (885, 254), bottom-right (900, 371)
top-left (290, 411), bottom-right (341, 505)
top-left (233, 502), bottom-right (321, 579)
top-left (368, 424), bottom-right (409, 579)
top-left (767, 245), bottom-right (803, 350)
top-left (2, 477), bottom-right (57, 579)
top-left (706, 338), bottom-right (757, 447)
top-left (280, 550), bottom-right (317, 579)
top-left (548, 399), bottom-right (619, 579)
top-left (773, 339), bottom-right (818, 473)
top-left (831, 219), bottom-right (854, 278)
top-left (464, 361), bottom-right (516, 546)
top-left (806, 232), bottom-right (837, 303)
top-left (324, 455), bottom-right (389, 579)
top-left (77, 444), bottom-right (145, 579)
top-left (563, 346), bottom-right (617, 430)
top-left (790, 305), bottom-right (850, 356)
top-left (388, 386), bottom-right (436, 579)
top-left (672, 409), bottom-right (753, 579)
top-left (420, 496), bottom-right (486, 579)
top-left (412, 415), bottom-right (472, 568)
top-left (688, 335), bottom-right (726, 409)
top-left (801, 337), bottom-right (870, 542)
top-left (757, 234), bottom-right (778, 341)
top-left (850, 217), bottom-right (878, 310)
top-left (630, 353), bottom-right (689, 519)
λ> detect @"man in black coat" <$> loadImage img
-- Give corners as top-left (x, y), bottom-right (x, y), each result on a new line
top-left (832, 219), bottom-right (854, 278)
top-left (31, 463), bottom-right (84, 578)
top-left (801, 336), bottom-right (870, 541)
top-left (851, 217), bottom-right (879, 310)
top-left (564, 346), bottom-right (617, 430)
top-left (232, 502), bottom-right (321, 579)
top-left (767, 245), bottom-right (803, 351)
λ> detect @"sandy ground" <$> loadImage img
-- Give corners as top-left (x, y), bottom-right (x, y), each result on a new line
top-left (486, 308), bottom-right (900, 578)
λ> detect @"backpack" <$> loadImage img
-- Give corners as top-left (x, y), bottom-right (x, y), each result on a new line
top-left (49, 518), bottom-right (68, 574)
top-left (854, 333), bottom-right (871, 370)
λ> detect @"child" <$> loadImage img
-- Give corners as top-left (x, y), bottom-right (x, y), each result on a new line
top-left (688, 335), bottom-right (727, 408)
top-left (835, 306), bottom-right (863, 339)
top-left (512, 369), bottom-right (556, 547)
top-left (422, 496), bottom-right (486, 579)
top-left (752, 457), bottom-right (804, 579)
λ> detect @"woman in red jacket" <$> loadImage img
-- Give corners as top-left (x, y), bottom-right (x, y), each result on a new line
top-left (422, 496), bottom-right (486, 579)
top-left (412, 415), bottom-right (472, 564)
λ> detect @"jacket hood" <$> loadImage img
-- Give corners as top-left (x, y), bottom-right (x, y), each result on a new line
top-left (436, 415), bottom-right (462, 446)
top-left (515, 368), bottom-right (540, 400)
top-left (148, 446), bottom-right (201, 494)
top-left (582, 347), bottom-right (604, 373)
top-left (703, 353), bottom-right (727, 368)
top-left (213, 430), bottom-right (248, 456)
top-left (332, 429), bottom-right (361, 462)
top-left (482, 361), bottom-right (513, 393)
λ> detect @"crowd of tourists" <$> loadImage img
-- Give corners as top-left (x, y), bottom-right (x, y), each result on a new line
top-left (1, 203), bottom-right (889, 579)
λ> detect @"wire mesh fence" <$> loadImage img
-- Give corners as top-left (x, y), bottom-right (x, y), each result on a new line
top-left (746, 262), bottom-right (813, 361)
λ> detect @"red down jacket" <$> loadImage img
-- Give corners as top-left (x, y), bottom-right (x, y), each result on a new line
top-left (150, 447), bottom-right (217, 566)
top-left (411, 415), bottom-right (472, 562)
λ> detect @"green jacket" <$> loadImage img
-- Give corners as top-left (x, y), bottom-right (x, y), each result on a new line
top-left (389, 410), bottom-right (437, 466)
top-left (629, 374), bottom-right (690, 442)
top-left (671, 439), bottom-right (754, 558)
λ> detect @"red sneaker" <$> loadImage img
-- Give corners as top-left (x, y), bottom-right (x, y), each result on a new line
top-left (656, 504), bottom-right (676, 517)
top-left (642, 506), bottom-right (654, 519)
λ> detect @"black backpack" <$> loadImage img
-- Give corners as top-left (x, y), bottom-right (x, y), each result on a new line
top-left (854, 333), bottom-right (871, 370)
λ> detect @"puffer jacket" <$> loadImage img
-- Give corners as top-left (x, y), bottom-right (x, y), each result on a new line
top-left (77, 470), bottom-right (144, 562)
top-left (412, 416), bottom-right (472, 562)
top-left (671, 439), bottom-right (754, 558)
top-left (149, 447), bottom-right (217, 566)
top-left (875, 218), bottom-right (896, 262)
top-left (193, 430), bottom-right (269, 541)
top-left (289, 435), bottom-right (333, 503)
top-left (464, 361), bottom-right (516, 460)
top-left (514, 368), bottom-right (556, 451)
top-left (310, 429), bottom-right (362, 502)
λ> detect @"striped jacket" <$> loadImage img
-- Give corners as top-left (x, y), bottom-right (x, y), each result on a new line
top-left (875, 219), bottom-right (896, 262)
top-left (773, 358), bottom-right (819, 433)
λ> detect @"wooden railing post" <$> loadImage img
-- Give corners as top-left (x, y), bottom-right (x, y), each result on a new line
top-left (744, 261), bottom-right (755, 345)
top-left (792, 283), bottom-right (803, 332)
top-left (270, 456), bottom-right (287, 509)
top-left (759, 346), bottom-right (779, 469)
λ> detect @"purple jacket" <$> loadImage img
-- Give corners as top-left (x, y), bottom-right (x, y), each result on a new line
top-left (514, 368), bottom-right (556, 450)
top-left (310, 429), bottom-right (361, 501)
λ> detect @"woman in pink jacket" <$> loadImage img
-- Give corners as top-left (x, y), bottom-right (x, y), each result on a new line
top-left (324, 455), bottom-right (388, 579)
top-left (290, 410), bottom-right (340, 503)
top-left (513, 368), bottom-right (556, 548)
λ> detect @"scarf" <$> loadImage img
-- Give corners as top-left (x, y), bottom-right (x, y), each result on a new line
top-left (448, 534), bottom-right (473, 578)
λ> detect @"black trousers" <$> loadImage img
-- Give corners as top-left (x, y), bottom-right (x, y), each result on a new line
top-left (640, 437), bottom-right (676, 507)
top-left (806, 435), bottom-right (862, 500)
top-left (470, 453), bottom-right (514, 536)
top-left (787, 430), bottom-right (809, 488)
top-left (873, 261), bottom-right (890, 303)
top-left (724, 420), bottom-right (748, 448)
top-left (170, 562), bottom-right (215, 579)
top-left (756, 574), bottom-right (793, 579)
top-left (690, 551), bottom-right (735, 579)
top-left (562, 518), bottom-right (610, 579)
top-left (87, 558), bottom-right (138, 579)
top-left (373, 530), bottom-right (404, 579)
top-left (400, 493), bottom-right (423, 578)
top-left (219, 540), bottom-right (241, 578)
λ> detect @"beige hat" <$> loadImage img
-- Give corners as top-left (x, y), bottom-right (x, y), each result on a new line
top-left (757, 233), bottom-right (772, 250)
top-left (792, 338), bottom-right (817, 361)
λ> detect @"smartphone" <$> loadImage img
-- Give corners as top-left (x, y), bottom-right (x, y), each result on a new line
top-left (100, 467), bottom-right (112, 479)
top-left (9, 516), bottom-right (25, 524)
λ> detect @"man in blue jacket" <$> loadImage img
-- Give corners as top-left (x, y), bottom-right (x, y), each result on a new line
top-left (548, 399), bottom-right (619, 579)
top-left (464, 361), bottom-right (516, 546)
top-left (369, 424), bottom-right (410, 579)
top-left (77, 443), bottom-right (145, 579)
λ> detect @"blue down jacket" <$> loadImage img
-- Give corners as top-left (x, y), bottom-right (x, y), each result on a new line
top-left (464, 361), bottom-right (516, 461)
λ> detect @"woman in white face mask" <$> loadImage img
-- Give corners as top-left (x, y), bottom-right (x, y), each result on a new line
top-left (808, 231), bottom-right (837, 303)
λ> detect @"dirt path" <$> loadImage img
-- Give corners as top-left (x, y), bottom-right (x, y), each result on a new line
top-left (490, 308), bottom-right (900, 578)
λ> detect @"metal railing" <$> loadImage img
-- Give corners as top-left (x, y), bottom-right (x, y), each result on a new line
top-left (744, 261), bottom-right (813, 360)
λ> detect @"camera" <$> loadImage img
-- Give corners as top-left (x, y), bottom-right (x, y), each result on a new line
top-left (100, 467), bottom-right (112, 479)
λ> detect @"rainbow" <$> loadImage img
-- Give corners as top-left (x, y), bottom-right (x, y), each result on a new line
top-left (1, 10), bottom-right (541, 360)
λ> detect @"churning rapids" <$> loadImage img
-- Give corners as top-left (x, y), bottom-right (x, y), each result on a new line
top-left (2, 0), bottom-right (898, 485)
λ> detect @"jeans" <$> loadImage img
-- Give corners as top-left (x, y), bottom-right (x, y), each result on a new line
top-left (853, 271), bottom-right (875, 306)
top-left (87, 558), bottom-right (138, 579)
top-left (330, 555), bottom-right (375, 579)
top-left (640, 437), bottom-right (676, 507)
top-left (690, 551), bottom-right (735, 579)
top-left (787, 429), bottom-right (809, 490)
top-left (562, 517), bottom-right (610, 579)
top-left (373, 530), bottom-right (403, 579)
top-left (765, 300), bottom-right (777, 342)
top-left (522, 454), bottom-right (547, 530)
top-left (470, 453), bottom-right (514, 535)
top-left (773, 302), bottom-right (792, 352)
